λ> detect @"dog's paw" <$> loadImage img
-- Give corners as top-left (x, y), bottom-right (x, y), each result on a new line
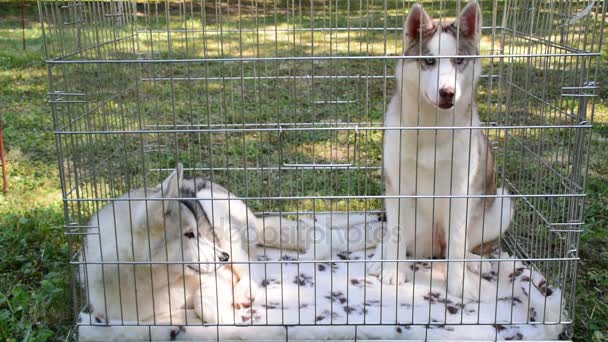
top-left (463, 272), bottom-right (486, 301)
top-left (169, 326), bottom-right (186, 341)
top-left (193, 296), bottom-right (228, 324)
top-left (195, 303), bottom-right (235, 324)
top-left (233, 279), bottom-right (259, 309)
top-left (448, 270), bottom-right (483, 301)
top-left (369, 262), bottom-right (413, 285)
top-left (466, 258), bottom-right (493, 275)
top-left (447, 274), bottom-right (465, 300)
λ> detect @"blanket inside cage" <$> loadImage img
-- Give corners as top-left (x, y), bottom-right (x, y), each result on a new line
top-left (78, 214), bottom-right (565, 341)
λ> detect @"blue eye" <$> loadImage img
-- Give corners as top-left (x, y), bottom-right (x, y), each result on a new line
top-left (454, 58), bottom-right (465, 65)
top-left (423, 58), bottom-right (436, 66)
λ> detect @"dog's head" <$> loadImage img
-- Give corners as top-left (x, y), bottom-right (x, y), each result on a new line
top-left (399, 0), bottom-right (482, 111)
top-left (143, 164), bottom-right (230, 275)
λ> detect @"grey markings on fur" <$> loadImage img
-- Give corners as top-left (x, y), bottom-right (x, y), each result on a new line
top-left (404, 21), bottom-right (479, 70)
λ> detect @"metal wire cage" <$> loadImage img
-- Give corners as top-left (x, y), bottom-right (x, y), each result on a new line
top-left (38, 0), bottom-right (605, 340)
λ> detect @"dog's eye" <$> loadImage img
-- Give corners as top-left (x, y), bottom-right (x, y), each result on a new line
top-left (454, 58), bottom-right (465, 65)
top-left (184, 232), bottom-right (195, 239)
top-left (423, 58), bottom-right (436, 66)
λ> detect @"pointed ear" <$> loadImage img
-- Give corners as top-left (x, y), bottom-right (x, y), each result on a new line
top-left (404, 4), bottom-right (434, 43)
top-left (160, 163), bottom-right (184, 199)
top-left (457, 0), bottom-right (482, 40)
top-left (134, 163), bottom-right (184, 231)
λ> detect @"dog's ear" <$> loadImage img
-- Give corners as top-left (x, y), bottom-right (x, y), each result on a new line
top-left (134, 164), bottom-right (184, 231)
top-left (457, 0), bottom-right (482, 41)
top-left (404, 4), bottom-right (434, 44)
top-left (160, 163), bottom-right (184, 200)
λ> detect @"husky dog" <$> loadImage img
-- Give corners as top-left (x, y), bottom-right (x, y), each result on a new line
top-left (81, 162), bottom-right (378, 324)
top-left (81, 164), bottom-right (272, 324)
top-left (367, 1), bottom-right (513, 299)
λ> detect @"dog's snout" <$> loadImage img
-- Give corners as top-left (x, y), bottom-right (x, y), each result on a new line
top-left (219, 252), bottom-right (230, 262)
top-left (439, 87), bottom-right (455, 100)
top-left (437, 86), bottom-right (456, 109)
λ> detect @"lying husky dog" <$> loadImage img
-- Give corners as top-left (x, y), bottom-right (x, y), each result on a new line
top-left (81, 163), bottom-right (324, 324)
top-left (80, 165), bottom-right (257, 323)
top-left (367, 1), bottom-right (512, 299)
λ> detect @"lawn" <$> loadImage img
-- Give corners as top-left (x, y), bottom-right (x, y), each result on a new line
top-left (0, 1), bottom-right (606, 341)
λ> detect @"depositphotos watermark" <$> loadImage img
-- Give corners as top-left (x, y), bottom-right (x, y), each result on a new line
top-left (200, 215), bottom-right (435, 247)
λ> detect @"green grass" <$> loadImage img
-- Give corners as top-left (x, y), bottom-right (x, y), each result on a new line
top-left (0, 1), bottom-right (607, 341)
top-left (0, 3), bottom-right (74, 341)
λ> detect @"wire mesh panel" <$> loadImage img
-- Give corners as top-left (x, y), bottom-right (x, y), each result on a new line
top-left (38, 0), bottom-right (606, 340)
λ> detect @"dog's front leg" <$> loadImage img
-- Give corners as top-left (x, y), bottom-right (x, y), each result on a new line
top-left (230, 247), bottom-right (264, 309)
top-left (367, 196), bottom-right (413, 285)
top-left (193, 291), bottom-right (233, 324)
top-left (445, 202), bottom-right (481, 300)
top-left (192, 273), bottom-right (237, 324)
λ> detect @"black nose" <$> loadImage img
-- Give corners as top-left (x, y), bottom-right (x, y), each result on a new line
top-left (219, 252), bottom-right (230, 262)
top-left (439, 87), bottom-right (455, 100)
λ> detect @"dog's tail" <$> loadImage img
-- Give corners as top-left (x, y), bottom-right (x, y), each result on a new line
top-left (256, 213), bottom-right (383, 260)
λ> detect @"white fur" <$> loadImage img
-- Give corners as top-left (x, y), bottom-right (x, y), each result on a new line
top-left (419, 34), bottom-right (476, 108)
top-left (80, 165), bottom-right (357, 326)
top-left (196, 184), bottom-right (264, 312)
top-left (367, 1), bottom-right (513, 300)
top-left (81, 166), bottom-right (259, 325)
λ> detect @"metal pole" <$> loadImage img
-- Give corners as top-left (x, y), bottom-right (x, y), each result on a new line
top-left (0, 113), bottom-right (7, 193)
top-left (21, 0), bottom-right (26, 50)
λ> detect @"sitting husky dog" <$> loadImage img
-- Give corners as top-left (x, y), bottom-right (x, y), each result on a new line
top-left (81, 164), bottom-right (270, 324)
top-left (367, 1), bottom-right (512, 299)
